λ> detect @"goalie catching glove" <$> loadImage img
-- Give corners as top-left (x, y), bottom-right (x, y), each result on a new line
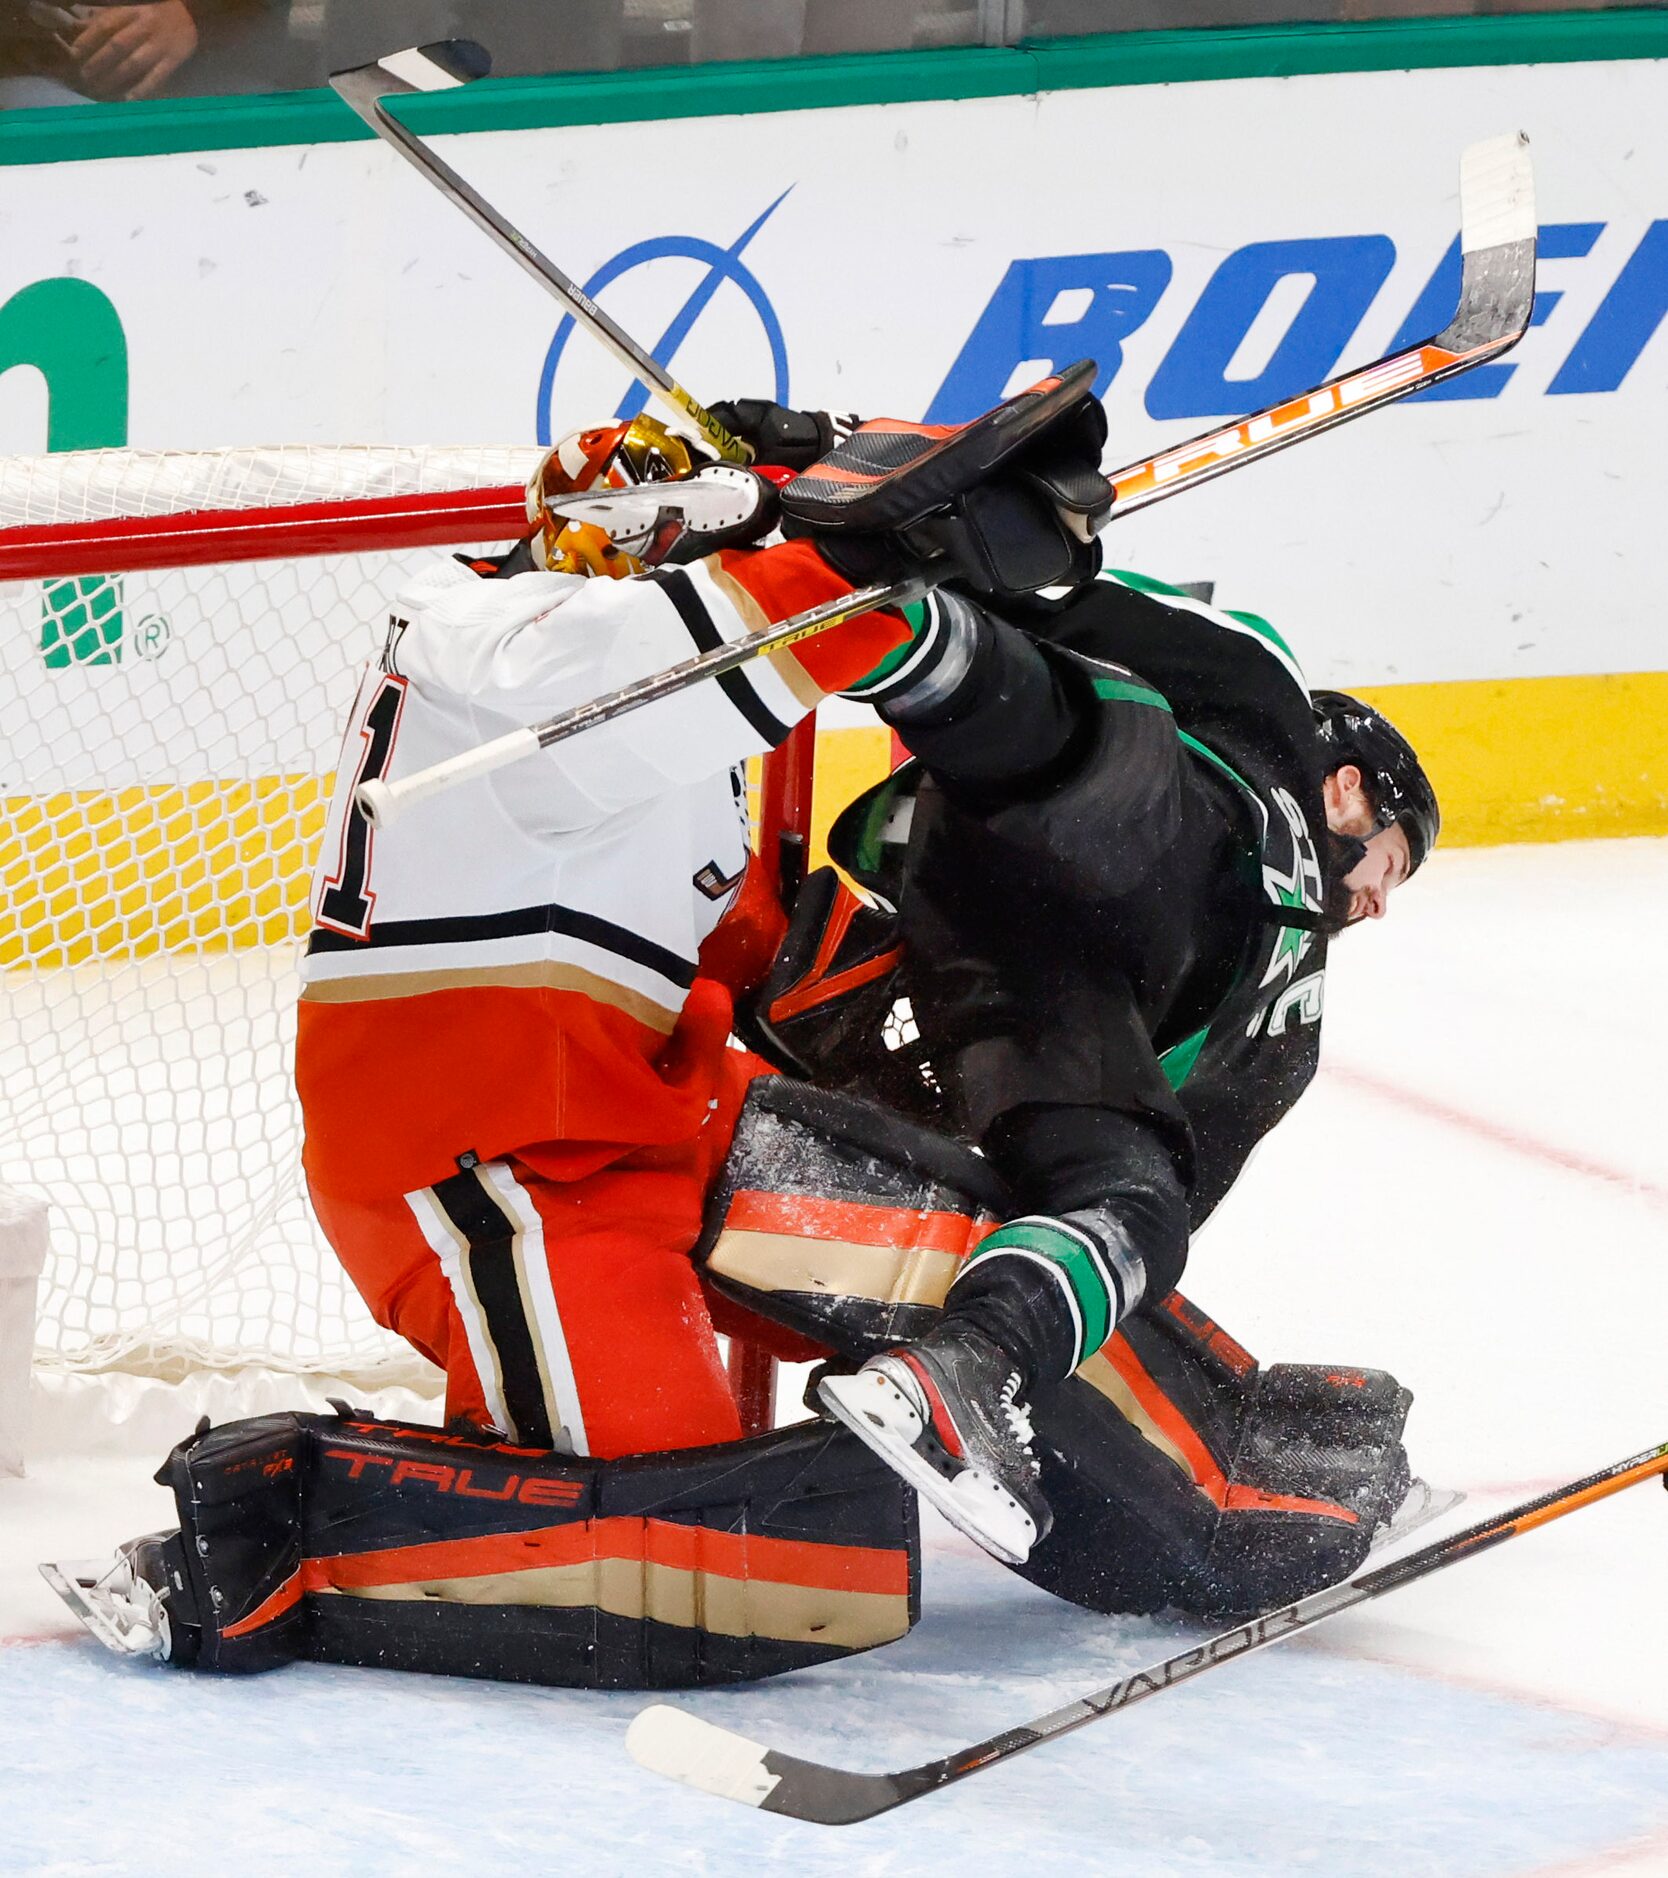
top-left (779, 360), bottom-right (1112, 600)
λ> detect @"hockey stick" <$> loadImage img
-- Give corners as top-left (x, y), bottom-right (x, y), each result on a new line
top-left (329, 41), bottom-right (754, 467)
top-left (627, 1437), bottom-right (1668, 1824)
top-left (356, 574), bottom-right (927, 828)
top-left (1109, 132), bottom-right (1535, 512)
top-left (355, 132), bottom-right (1535, 831)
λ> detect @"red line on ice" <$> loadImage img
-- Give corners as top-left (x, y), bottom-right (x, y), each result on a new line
top-left (1323, 1063), bottom-right (1668, 1212)
top-left (1305, 1634), bottom-right (1668, 1747)
top-left (1515, 1826), bottom-right (1668, 1878)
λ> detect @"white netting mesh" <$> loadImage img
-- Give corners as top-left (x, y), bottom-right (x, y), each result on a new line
top-left (0, 445), bottom-right (541, 529)
top-left (0, 446), bottom-right (538, 1383)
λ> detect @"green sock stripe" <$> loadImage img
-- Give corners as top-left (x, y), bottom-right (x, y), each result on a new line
top-left (844, 596), bottom-right (932, 695)
top-left (968, 1221), bottom-right (1113, 1359)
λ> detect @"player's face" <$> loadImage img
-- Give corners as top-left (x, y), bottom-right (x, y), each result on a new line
top-left (1339, 822), bottom-right (1412, 923)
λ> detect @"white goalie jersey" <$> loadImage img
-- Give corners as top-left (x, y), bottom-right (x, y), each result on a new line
top-left (295, 540), bottom-right (903, 1203)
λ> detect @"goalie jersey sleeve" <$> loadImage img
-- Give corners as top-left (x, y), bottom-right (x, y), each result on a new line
top-left (297, 542), bottom-right (903, 1204)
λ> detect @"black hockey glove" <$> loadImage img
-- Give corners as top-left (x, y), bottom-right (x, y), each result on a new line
top-left (778, 362), bottom-right (1111, 602)
top-left (707, 399), bottom-right (856, 472)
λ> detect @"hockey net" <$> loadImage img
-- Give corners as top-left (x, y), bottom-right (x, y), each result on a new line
top-left (1, 445), bottom-right (540, 1395)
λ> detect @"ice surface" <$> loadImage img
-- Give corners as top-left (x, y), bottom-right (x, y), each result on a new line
top-left (4, 838), bottom-right (1668, 1875)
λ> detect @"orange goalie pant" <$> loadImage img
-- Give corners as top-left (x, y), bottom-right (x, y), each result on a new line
top-left (310, 1050), bottom-right (817, 1460)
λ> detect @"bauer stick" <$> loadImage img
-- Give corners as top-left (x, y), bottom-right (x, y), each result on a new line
top-left (329, 41), bottom-right (754, 467)
top-left (356, 131), bottom-right (1535, 832)
top-left (627, 1436), bottom-right (1668, 1823)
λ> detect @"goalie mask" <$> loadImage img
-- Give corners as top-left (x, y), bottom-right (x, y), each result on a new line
top-left (526, 415), bottom-right (713, 577)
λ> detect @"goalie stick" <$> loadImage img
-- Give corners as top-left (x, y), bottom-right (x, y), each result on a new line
top-left (626, 1437), bottom-right (1668, 1825)
top-left (329, 41), bottom-right (754, 468)
top-left (355, 131), bottom-right (1535, 831)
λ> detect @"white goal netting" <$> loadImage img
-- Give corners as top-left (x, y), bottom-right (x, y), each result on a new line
top-left (0, 445), bottom-right (540, 1386)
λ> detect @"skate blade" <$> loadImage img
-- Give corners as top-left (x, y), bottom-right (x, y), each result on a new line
top-left (818, 1370), bottom-right (1036, 1568)
top-left (39, 1559), bottom-right (164, 1659)
top-left (1370, 1479), bottom-right (1466, 1554)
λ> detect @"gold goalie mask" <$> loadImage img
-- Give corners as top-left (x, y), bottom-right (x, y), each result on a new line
top-left (525, 416), bottom-right (713, 578)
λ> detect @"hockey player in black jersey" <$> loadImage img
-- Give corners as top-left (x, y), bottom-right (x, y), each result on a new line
top-left (710, 395), bottom-right (1440, 1581)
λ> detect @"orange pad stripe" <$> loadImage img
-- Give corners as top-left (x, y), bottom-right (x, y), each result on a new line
top-left (304, 1514), bottom-right (910, 1600)
top-left (726, 1188), bottom-right (993, 1260)
top-left (1102, 1334), bottom-right (1357, 1524)
top-left (768, 946), bottom-right (903, 1022)
top-left (219, 1567), bottom-right (305, 1640)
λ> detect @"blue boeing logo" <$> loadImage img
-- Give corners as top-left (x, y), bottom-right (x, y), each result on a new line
top-left (530, 193), bottom-right (1664, 442)
top-left (535, 192), bottom-right (793, 445)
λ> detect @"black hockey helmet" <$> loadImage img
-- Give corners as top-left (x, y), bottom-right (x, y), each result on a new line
top-left (1312, 690), bottom-right (1440, 873)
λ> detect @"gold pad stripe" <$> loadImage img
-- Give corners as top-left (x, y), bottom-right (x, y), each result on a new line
top-left (1074, 1345), bottom-right (1197, 1483)
top-left (320, 1560), bottom-right (909, 1650)
top-left (708, 1226), bottom-right (963, 1310)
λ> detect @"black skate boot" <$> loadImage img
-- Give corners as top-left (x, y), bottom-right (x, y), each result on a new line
top-left (817, 1321), bottom-right (1051, 1565)
top-left (41, 1530), bottom-right (201, 1665)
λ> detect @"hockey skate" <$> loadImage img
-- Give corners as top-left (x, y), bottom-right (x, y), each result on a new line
top-left (818, 1322), bottom-right (1051, 1566)
top-left (41, 1530), bottom-right (199, 1665)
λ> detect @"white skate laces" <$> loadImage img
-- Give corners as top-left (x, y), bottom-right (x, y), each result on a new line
top-left (998, 1370), bottom-right (1040, 1467)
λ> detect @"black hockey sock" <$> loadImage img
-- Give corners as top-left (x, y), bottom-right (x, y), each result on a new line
top-left (939, 1251), bottom-right (1083, 1396)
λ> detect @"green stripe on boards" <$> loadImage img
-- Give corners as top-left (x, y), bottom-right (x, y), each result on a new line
top-left (969, 1221), bottom-right (1112, 1362)
top-left (6, 14), bottom-right (1664, 167)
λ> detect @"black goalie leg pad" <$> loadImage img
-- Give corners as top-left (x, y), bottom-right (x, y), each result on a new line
top-left (144, 1411), bottom-right (919, 1689)
top-left (1015, 1299), bottom-right (1413, 1620)
top-left (696, 1076), bottom-right (1009, 1356)
top-left (1199, 1361), bottom-right (1412, 1614)
top-left (154, 1414), bottom-right (307, 1673)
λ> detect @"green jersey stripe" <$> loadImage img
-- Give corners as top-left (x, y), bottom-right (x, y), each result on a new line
top-left (1090, 676), bottom-right (1173, 712)
top-left (1098, 568), bottom-right (1308, 697)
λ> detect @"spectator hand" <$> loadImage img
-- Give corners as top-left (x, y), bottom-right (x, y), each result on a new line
top-left (70, 2), bottom-right (198, 102)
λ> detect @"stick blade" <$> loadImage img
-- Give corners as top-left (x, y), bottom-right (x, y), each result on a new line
top-left (389, 39), bottom-right (492, 89)
top-left (1442, 133), bottom-right (1537, 355)
top-left (626, 1704), bottom-right (923, 1825)
top-left (1460, 131), bottom-right (1536, 254)
top-left (626, 1706), bottom-right (781, 1808)
top-left (330, 38), bottom-right (490, 102)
